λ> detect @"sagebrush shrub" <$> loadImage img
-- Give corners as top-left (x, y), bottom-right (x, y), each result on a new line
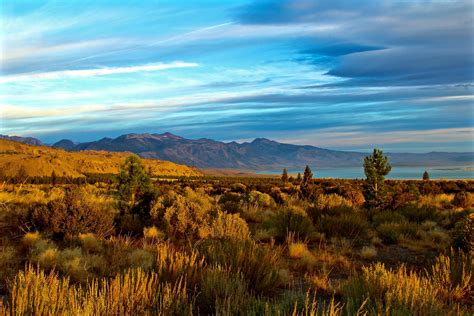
top-left (162, 188), bottom-right (216, 240)
top-left (452, 191), bottom-right (473, 209)
top-left (430, 250), bottom-right (472, 305)
top-left (156, 243), bottom-right (205, 287)
top-left (198, 239), bottom-right (283, 295)
top-left (265, 206), bottom-right (313, 240)
top-left (218, 192), bottom-right (242, 213)
top-left (344, 263), bottom-right (444, 315)
top-left (247, 190), bottom-right (275, 208)
top-left (31, 187), bottom-right (114, 240)
top-left (319, 213), bottom-right (369, 240)
top-left (203, 211), bottom-right (250, 241)
top-left (198, 266), bottom-right (249, 315)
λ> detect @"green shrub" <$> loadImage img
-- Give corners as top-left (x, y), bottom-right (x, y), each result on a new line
top-left (162, 187), bottom-right (216, 240)
top-left (204, 211), bottom-right (250, 241)
top-left (430, 250), bottom-right (472, 305)
top-left (156, 243), bottom-right (205, 287)
top-left (451, 214), bottom-right (473, 253)
top-left (398, 205), bottom-right (440, 224)
top-left (127, 249), bottom-right (155, 270)
top-left (0, 246), bottom-right (20, 292)
top-left (452, 191), bottom-right (473, 209)
top-left (31, 187), bottom-right (115, 240)
top-left (248, 190), bottom-right (275, 208)
top-left (344, 263), bottom-right (444, 315)
top-left (265, 206), bottom-right (313, 240)
top-left (198, 239), bottom-right (283, 295)
top-left (372, 211), bottom-right (407, 227)
top-left (319, 213), bottom-right (369, 240)
top-left (376, 223), bottom-right (399, 244)
top-left (218, 192), bottom-right (242, 213)
top-left (198, 266), bottom-right (249, 315)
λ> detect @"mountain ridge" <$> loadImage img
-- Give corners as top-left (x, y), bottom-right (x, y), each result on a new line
top-left (50, 132), bottom-right (473, 170)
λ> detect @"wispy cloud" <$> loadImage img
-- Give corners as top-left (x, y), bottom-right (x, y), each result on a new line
top-left (0, 62), bottom-right (198, 83)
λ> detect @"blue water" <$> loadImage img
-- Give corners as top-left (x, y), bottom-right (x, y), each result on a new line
top-left (261, 166), bottom-right (474, 180)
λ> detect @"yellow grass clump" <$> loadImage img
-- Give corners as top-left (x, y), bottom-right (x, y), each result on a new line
top-left (1, 266), bottom-right (192, 315)
top-left (360, 246), bottom-right (377, 260)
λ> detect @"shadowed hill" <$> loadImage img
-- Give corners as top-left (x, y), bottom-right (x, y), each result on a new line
top-left (0, 139), bottom-right (202, 178)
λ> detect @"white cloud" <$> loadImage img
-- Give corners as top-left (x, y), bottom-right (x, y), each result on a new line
top-left (0, 62), bottom-right (199, 83)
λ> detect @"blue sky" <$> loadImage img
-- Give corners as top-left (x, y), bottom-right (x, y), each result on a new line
top-left (1, 0), bottom-right (473, 152)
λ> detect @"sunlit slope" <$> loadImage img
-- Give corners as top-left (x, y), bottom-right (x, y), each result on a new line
top-left (0, 139), bottom-right (202, 177)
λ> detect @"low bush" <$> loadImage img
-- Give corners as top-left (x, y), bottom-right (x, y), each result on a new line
top-left (452, 191), bottom-right (473, 209)
top-left (430, 250), bottom-right (472, 305)
top-left (376, 223), bottom-right (400, 244)
top-left (203, 211), bottom-right (250, 241)
top-left (360, 246), bottom-right (377, 260)
top-left (265, 206), bottom-right (313, 241)
top-left (371, 211), bottom-right (407, 227)
top-left (451, 213), bottom-right (473, 253)
top-left (344, 263), bottom-right (444, 315)
top-left (247, 190), bottom-right (275, 208)
top-left (156, 243), bottom-right (205, 287)
top-left (319, 213), bottom-right (369, 240)
top-left (197, 266), bottom-right (249, 315)
top-left (31, 187), bottom-right (115, 240)
top-left (197, 239), bottom-right (283, 295)
top-left (398, 205), bottom-right (440, 224)
top-left (218, 192), bottom-right (242, 213)
top-left (162, 188), bottom-right (216, 240)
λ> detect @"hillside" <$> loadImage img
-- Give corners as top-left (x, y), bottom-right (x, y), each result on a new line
top-left (54, 132), bottom-right (473, 171)
top-left (0, 139), bottom-right (202, 178)
top-left (0, 134), bottom-right (43, 146)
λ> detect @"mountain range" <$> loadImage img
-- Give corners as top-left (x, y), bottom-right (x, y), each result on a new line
top-left (2, 133), bottom-right (472, 171)
top-left (35, 132), bottom-right (473, 171)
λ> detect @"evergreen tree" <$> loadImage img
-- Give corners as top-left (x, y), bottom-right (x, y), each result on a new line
top-left (301, 166), bottom-right (315, 200)
top-left (364, 149), bottom-right (391, 209)
top-left (281, 168), bottom-right (289, 182)
top-left (423, 170), bottom-right (430, 181)
top-left (302, 165), bottom-right (313, 186)
top-left (117, 155), bottom-right (156, 218)
top-left (296, 173), bottom-right (302, 183)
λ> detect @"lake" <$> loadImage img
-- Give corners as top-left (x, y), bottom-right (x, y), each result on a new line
top-left (261, 166), bottom-right (474, 180)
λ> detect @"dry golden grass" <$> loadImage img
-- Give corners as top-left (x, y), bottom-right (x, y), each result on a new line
top-left (0, 139), bottom-right (201, 178)
top-left (420, 193), bottom-right (453, 208)
top-left (360, 246), bottom-right (377, 260)
top-left (289, 242), bottom-right (309, 259)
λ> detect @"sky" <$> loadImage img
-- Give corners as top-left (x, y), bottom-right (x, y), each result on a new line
top-left (0, 0), bottom-right (473, 152)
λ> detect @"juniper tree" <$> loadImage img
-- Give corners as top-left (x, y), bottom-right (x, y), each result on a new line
top-left (117, 155), bottom-right (156, 218)
top-left (363, 149), bottom-right (391, 209)
top-left (423, 170), bottom-right (430, 181)
top-left (302, 165), bottom-right (313, 186)
top-left (301, 166), bottom-right (315, 200)
top-left (281, 168), bottom-right (289, 182)
top-left (296, 172), bottom-right (302, 183)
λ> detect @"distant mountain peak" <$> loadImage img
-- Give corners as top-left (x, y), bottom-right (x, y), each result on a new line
top-left (156, 132), bottom-right (183, 140)
top-left (52, 139), bottom-right (77, 150)
top-left (251, 138), bottom-right (277, 145)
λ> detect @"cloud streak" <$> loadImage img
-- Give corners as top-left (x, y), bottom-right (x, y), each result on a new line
top-left (0, 62), bottom-right (199, 83)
